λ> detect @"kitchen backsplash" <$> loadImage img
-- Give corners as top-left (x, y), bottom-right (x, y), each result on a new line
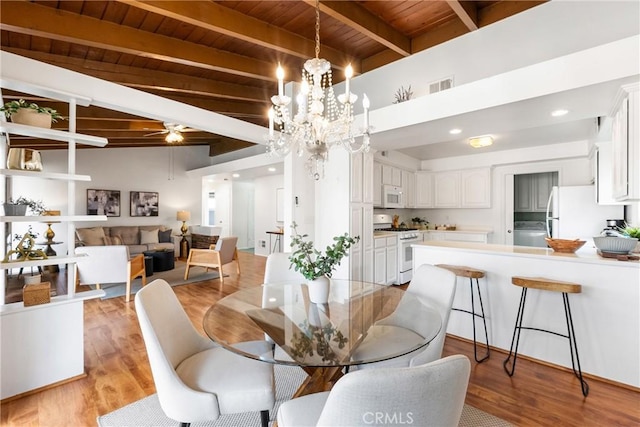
top-left (373, 208), bottom-right (493, 230)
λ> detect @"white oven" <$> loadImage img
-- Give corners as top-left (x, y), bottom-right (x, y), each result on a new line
top-left (382, 185), bottom-right (404, 208)
top-left (397, 231), bottom-right (420, 284)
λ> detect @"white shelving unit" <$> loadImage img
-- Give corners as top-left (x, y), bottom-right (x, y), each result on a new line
top-left (0, 78), bottom-right (108, 399)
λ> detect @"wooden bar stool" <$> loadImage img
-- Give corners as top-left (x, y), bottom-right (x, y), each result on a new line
top-left (503, 276), bottom-right (589, 397)
top-left (436, 264), bottom-right (490, 363)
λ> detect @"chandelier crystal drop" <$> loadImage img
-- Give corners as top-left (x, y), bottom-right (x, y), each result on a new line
top-left (266, 0), bottom-right (371, 180)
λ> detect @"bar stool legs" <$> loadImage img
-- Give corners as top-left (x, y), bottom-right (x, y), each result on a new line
top-left (436, 264), bottom-right (490, 363)
top-left (455, 276), bottom-right (490, 363)
top-left (504, 277), bottom-right (589, 397)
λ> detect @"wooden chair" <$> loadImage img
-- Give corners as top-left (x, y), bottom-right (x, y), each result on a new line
top-left (183, 236), bottom-right (240, 285)
top-left (74, 245), bottom-right (146, 303)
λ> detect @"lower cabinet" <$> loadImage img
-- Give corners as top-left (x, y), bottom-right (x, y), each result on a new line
top-left (374, 236), bottom-right (397, 285)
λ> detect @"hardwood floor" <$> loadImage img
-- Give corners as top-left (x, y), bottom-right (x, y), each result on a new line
top-left (1, 251), bottom-right (638, 426)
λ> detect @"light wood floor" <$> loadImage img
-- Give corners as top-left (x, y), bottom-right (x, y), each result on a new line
top-left (1, 251), bottom-right (638, 426)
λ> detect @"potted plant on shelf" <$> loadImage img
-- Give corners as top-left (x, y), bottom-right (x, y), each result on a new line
top-left (411, 217), bottom-right (429, 230)
top-left (2, 197), bottom-right (47, 216)
top-left (289, 222), bottom-right (359, 304)
top-left (1, 99), bottom-right (64, 129)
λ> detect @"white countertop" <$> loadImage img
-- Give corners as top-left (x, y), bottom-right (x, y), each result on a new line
top-left (413, 240), bottom-right (640, 268)
top-left (374, 229), bottom-right (492, 238)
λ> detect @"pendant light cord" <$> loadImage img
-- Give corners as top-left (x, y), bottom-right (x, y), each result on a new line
top-left (314, 0), bottom-right (320, 59)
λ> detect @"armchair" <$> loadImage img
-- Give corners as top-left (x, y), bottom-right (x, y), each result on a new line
top-left (183, 236), bottom-right (239, 286)
top-left (74, 245), bottom-right (146, 302)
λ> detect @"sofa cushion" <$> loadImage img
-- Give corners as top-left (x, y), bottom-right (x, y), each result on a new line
top-left (104, 235), bottom-right (123, 246)
top-left (76, 227), bottom-right (106, 246)
top-left (158, 229), bottom-right (172, 243)
top-left (110, 226), bottom-right (139, 245)
top-left (140, 229), bottom-right (160, 245)
top-left (128, 244), bottom-right (148, 256)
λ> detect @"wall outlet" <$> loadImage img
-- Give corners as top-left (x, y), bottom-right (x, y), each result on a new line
top-left (260, 240), bottom-right (266, 248)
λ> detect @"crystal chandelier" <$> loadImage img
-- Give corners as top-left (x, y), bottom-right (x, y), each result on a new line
top-left (266, 0), bottom-right (371, 180)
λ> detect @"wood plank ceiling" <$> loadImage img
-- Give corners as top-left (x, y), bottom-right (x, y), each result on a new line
top-left (0, 0), bottom-right (545, 155)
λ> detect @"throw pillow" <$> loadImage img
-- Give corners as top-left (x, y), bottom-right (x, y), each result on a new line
top-left (104, 235), bottom-right (123, 246)
top-left (140, 229), bottom-right (159, 245)
top-left (76, 227), bottom-right (106, 246)
top-left (158, 229), bottom-right (172, 243)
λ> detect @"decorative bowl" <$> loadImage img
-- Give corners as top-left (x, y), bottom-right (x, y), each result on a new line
top-left (544, 238), bottom-right (586, 253)
top-left (593, 236), bottom-right (639, 254)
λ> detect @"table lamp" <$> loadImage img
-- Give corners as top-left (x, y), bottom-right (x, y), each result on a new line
top-left (177, 210), bottom-right (191, 236)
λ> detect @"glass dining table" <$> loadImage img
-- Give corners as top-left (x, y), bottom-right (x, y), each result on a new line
top-left (203, 279), bottom-right (442, 398)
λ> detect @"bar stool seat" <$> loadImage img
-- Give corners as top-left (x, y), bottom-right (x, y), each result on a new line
top-left (504, 276), bottom-right (588, 397)
top-left (436, 264), bottom-right (490, 363)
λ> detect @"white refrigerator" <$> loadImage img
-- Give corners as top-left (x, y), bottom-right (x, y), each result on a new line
top-left (546, 185), bottom-right (624, 244)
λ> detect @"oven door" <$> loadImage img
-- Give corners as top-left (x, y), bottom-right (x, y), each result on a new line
top-left (399, 238), bottom-right (418, 272)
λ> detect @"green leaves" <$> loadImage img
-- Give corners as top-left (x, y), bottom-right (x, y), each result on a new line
top-left (289, 222), bottom-right (360, 280)
top-left (1, 99), bottom-right (64, 122)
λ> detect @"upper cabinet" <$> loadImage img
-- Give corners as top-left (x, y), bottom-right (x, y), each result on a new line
top-left (433, 168), bottom-right (491, 209)
top-left (382, 164), bottom-right (402, 186)
top-left (514, 172), bottom-right (555, 212)
top-left (415, 172), bottom-right (433, 208)
top-left (611, 83), bottom-right (639, 201)
top-left (401, 169), bottom-right (416, 208)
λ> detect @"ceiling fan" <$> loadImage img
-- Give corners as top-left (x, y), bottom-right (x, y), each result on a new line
top-left (144, 122), bottom-right (197, 143)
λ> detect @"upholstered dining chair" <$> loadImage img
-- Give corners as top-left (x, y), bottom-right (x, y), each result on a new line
top-left (74, 245), bottom-right (146, 303)
top-left (135, 279), bottom-right (275, 427)
top-left (351, 263), bottom-right (457, 369)
top-left (183, 236), bottom-right (239, 285)
top-left (277, 354), bottom-right (471, 427)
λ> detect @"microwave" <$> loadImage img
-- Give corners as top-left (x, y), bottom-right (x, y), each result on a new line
top-left (382, 185), bottom-right (404, 208)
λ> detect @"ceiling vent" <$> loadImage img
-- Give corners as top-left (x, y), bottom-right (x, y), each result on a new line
top-left (429, 76), bottom-right (454, 94)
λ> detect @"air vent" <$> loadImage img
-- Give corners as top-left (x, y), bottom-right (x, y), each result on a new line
top-left (429, 76), bottom-right (454, 94)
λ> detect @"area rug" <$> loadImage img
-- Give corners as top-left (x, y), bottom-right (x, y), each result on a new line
top-left (97, 364), bottom-right (512, 427)
top-left (92, 261), bottom-right (223, 299)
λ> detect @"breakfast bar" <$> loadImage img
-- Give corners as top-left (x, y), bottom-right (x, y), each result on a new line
top-left (413, 241), bottom-right (640, 388)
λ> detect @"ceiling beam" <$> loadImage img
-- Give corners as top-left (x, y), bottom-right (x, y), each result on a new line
top-left (120, 0), bottom-right (357, 72)
top-left (447, 1), bottom-right (478, 31)
top-left (306, 1), bottom-right (411, 57)
top-left (479, 1), bottom-right (547, 26)
top-left (0, 1), bottom-right (275, 81)
top-left (2, 47), bottom-right (268, 103)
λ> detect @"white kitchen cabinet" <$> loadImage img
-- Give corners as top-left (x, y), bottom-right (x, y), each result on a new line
top-left (402, 169), bottom-right (416, 208)
top-left (461, 168), bottom-right (491, 208)
top-left (373, 161), bottom-right (382, 207)
top-left (514, 174), bottom-right (533, 211)
top-left (424, 231), bottom-right (489, 243)
top-left (373, 235), bottom-right (397, 285)
top-left (351, 152), bottom-right (363, 203)
top-left (382, 164), bottom-right (401, 186)
top-left (434, 171), bottom-right (460, 208)
top-left (363, 152), bottom-right (374, 204)
top-left (595, 142), bottom-right (627, 205)
top-left (415, 172), bottom-right (433, 208)
top-left (350, 152), bottom-right (373, 281)
top-left (611, 83), bottom-right (639, 201)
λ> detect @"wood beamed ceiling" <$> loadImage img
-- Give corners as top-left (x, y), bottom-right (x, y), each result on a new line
top-left (0, 0), bottom-right (545, 155)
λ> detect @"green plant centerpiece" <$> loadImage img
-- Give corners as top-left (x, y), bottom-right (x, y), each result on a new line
top-left (289, 222), bottom-right (359, 303)
top-left (1, 99), bottom-right (64, 128)
top-left (289, 317), bottom-right (348, 364)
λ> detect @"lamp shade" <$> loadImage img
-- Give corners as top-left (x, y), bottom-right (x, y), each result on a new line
top-left (176, 210), bottom-right (191, 221)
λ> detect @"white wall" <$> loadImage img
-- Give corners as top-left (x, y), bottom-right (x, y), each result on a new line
top-left (232, 181), bottom-right (255, 249)
top-left (253, 174), bottom-right (284, 257)
top-left (8, 146), bottom-right (208, 258)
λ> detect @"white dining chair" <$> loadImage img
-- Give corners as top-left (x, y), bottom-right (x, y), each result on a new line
top-left (277, 354), bottom-right (471, 427)
top-left (135, 279), bottom-right (275, 427)
top-left (264, 252), bottom-right (303, 284)
top-left (351, 263), bottom-right (457, 369)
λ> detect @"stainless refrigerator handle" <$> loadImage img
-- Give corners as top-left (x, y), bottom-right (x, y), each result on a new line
top-left (545, 190), bottom-right (554, 238)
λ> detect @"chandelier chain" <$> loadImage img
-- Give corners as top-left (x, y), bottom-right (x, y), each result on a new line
top-left (314, 0), bottom-right (320, 59)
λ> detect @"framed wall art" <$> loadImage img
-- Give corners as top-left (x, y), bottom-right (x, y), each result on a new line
top-left (87, 189), bottom-right (121, 217)
top-left (130, 191), bottom-right (159, 217)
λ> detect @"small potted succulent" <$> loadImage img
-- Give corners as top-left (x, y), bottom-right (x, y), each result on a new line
top-left (289, 222), bottom-right (359, 304)
top-left (621, 225), bottom-right (640, 253)
top-left (1, 99), bottom-right (64, 129)
top-left (3, 197), bottom-right (47, 216)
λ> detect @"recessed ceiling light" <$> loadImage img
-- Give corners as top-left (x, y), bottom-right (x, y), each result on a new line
top-left (232, 173), bottom-right (240, 178)
top-left (449, 128), bottom-right (462, 135)
top-left (468, 135), bottom-right (493, 148)
top-left (268, 167), bottom-right (276, 172)
top-left (551, 109), bottom-right (569, 117)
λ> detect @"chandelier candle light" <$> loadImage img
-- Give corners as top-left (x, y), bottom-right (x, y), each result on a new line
top-left (267, 0), bottom-right (371, 180)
